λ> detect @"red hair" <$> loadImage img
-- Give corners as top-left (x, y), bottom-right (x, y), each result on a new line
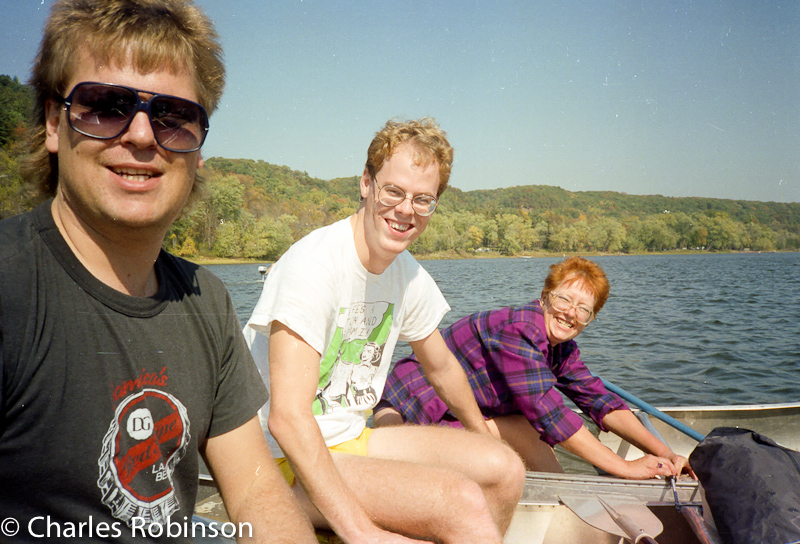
top-left (541, 257), bottom-right (610, 314)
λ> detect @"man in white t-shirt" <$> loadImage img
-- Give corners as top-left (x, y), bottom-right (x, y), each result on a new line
top-left (245, 118), bottom-right (525, 544)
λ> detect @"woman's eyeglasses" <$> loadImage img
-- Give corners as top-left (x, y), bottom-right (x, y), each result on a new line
top-left (61, 81), bottom-right (209, 153)
top-left (373, 177), bottom-right (438, 216)
top-left (548, 292), bottom-right (594, 325)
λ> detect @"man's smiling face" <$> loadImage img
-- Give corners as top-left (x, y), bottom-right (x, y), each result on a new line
top-left (356, 143), bottom-right (440, 273)
top-left (45, 47), bottom-right (203, 238)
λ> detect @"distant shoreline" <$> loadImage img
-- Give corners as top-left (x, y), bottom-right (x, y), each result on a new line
top-left (187, 248), bottom-right (786, 266)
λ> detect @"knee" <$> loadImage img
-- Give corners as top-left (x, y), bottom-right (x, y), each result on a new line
top-left (437, 475), bottom-right (504, 544)
top-left (445, 474), bottom-right (496, 522)
top-left (483, 441), bottom-right (526, 499)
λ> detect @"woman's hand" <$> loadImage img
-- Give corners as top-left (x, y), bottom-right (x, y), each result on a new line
top-left (622, 454), bottom-right (677, 480)
top-left (622, 453), bottom-right (696, 480)
top-left (601, 409), bottom-right (697, 479)
top-left (664, 452), bottom-right (696, 479)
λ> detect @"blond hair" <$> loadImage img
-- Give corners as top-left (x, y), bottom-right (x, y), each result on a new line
top-left (365, 118), bottom-right (454, 197)
top-left (22, 0), bottom-right (224, 198)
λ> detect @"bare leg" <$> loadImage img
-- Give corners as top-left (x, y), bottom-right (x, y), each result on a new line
top-left (487, 414), bottom-right (563, 473)
top-left (367, 424), bottom-right (525, 536)
top-left (289, 453), bottom-right (502, 544)
top-left (373, 408), bottom-right (561, 472)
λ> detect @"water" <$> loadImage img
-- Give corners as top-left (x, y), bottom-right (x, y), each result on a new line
top-left (205, 252), bottom-right (800, 407)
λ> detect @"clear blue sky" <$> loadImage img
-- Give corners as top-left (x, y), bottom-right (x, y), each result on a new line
top-left (2, 1), bottom-right (798, 203)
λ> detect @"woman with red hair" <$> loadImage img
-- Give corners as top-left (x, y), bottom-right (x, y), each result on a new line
top-left (375, 257), bottom-right (693, 480)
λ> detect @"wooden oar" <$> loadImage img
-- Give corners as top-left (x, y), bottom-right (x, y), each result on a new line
top-left (600, 378), bottom-right (706, 442)
top-left (560, 492), bottom-right (663, 543)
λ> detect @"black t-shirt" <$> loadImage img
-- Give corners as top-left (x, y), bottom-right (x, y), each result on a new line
top-left (0, 202), bottom-right (268, 543)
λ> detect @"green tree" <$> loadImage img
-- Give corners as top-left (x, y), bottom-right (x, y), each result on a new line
top-left (478, 216), bottom-right (499, 249)
top-left (212, 219), bottom-right (244, 257)
top-left (632, 216), bottom-right (679, 251)
top-left (0, 149), bottom-right (33, 219)
top-left (177, 236), bottom-right (198, 257)
top-left (704, 214), bottom-right (743, 251)
top-left (742, 223), bottom-right (777, 251)
top-left (496, 214), bottom-right (526, 255)
top-left (0, 75), bottom-right (33, 148)
top-left (241, 214), bottom-right (296, 260)
top-left (192, 174), bottom-right (246, 250)
top-left (587, 217), bottom-right (625, 252)
top-left (663, 212), bottom-right (695, 249)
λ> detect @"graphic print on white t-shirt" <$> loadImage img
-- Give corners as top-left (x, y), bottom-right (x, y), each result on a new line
top-left (315, 301), bottom-right (392, 415)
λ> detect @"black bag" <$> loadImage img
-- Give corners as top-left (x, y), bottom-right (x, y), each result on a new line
top-left (689, 427), bottom-right (800, 544)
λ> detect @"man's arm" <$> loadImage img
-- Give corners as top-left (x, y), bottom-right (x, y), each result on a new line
top-left (202, 416), bottom-right (318, 544)
top-left (411, 329), bottom-right (492, 435)
top-left (268, 321), bottom-right (423, 544)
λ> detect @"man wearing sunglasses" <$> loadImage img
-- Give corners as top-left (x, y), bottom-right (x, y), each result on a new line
top-left (244, 119), bottom-right (525, 544)
top-left (0, 1), bottom-right (315, 543)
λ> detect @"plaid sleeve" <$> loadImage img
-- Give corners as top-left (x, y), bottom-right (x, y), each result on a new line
top-left (489, 320), bottom-right (586, 446)
top-left (552, 343), bottom-right (629, 431)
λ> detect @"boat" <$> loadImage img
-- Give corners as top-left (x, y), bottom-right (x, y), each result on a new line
top-left (508, 401), bottom-right (800, 544)
top-left (194, 401), bottom-right (800, 543)
top-left (507, 471), bottom-right (705, 544)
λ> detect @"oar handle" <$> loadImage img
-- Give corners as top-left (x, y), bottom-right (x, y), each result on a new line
top-left (615, 513), bottom-right (660, 544)
top-left (600, 378), bottom-right (706, 443)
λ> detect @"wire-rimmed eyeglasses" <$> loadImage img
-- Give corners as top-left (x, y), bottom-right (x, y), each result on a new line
top-left (373, 176), bottom-right (438, 216)
top-left (548, 292), bottom-right (594, 325)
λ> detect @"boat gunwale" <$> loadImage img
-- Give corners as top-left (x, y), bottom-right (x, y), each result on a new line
top-left (634, 401), bottom-right (800, 414)
top-left (519, 471), bottom-right (701, 507)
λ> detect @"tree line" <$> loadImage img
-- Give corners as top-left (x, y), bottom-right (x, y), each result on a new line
top-left (0, 75), bottom-right (36, 219)
top-left (2, 75), bottom-right (799, 260)
top-left (167, 158), bottom-right (798, 260)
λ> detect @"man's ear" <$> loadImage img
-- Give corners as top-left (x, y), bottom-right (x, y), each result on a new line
top-left (360, 168), bottom-right (371, 199)
top-left (45, 99), bottom-right (62, 154)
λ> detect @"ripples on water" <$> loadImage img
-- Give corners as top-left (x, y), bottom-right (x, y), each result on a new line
top-left (206, 252), bottom-right (800, 407)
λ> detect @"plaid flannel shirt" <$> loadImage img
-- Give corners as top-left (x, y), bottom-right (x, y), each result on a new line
top-left (381, 300), bottom-right (627, 446)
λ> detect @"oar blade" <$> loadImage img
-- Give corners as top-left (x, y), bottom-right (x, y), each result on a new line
top-left (560, 492), bottom-right (664, 540)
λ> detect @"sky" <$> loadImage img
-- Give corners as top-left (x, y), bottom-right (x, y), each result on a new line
top-left (1, 1), bottom-right (798, 203)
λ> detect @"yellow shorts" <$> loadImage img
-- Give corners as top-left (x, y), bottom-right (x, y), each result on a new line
top-left (275, 427), bottom-right (374, 486)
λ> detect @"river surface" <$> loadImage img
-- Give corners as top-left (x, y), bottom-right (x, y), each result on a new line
top-left (205, 251), bottom-right (800, 407)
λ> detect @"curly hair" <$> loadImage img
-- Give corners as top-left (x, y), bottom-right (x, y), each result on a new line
top-left (21, 0), bottom-right (224, 198)
top-left (541, 256), bottom-right (610, 315)
top-left (365, 118), bottom-right (454, 198)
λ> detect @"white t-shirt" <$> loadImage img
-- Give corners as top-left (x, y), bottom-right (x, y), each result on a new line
top-left (244, 217), bottom-right (449, 457)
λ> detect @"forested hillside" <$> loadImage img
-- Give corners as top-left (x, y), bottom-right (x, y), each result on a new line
top-left (2, 75), bottom-right (798, 260)
top-left (165, 158), bottom-right (799, 259)
top-left (0, 75), bottom-right (36, 219)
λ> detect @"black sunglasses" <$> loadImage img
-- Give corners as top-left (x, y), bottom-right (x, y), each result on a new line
top-left (61, 81), bottom-right (209, 153)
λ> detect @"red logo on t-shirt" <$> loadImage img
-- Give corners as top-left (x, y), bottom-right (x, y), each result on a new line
top-left (98, 389), bottom-right (190, 525)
